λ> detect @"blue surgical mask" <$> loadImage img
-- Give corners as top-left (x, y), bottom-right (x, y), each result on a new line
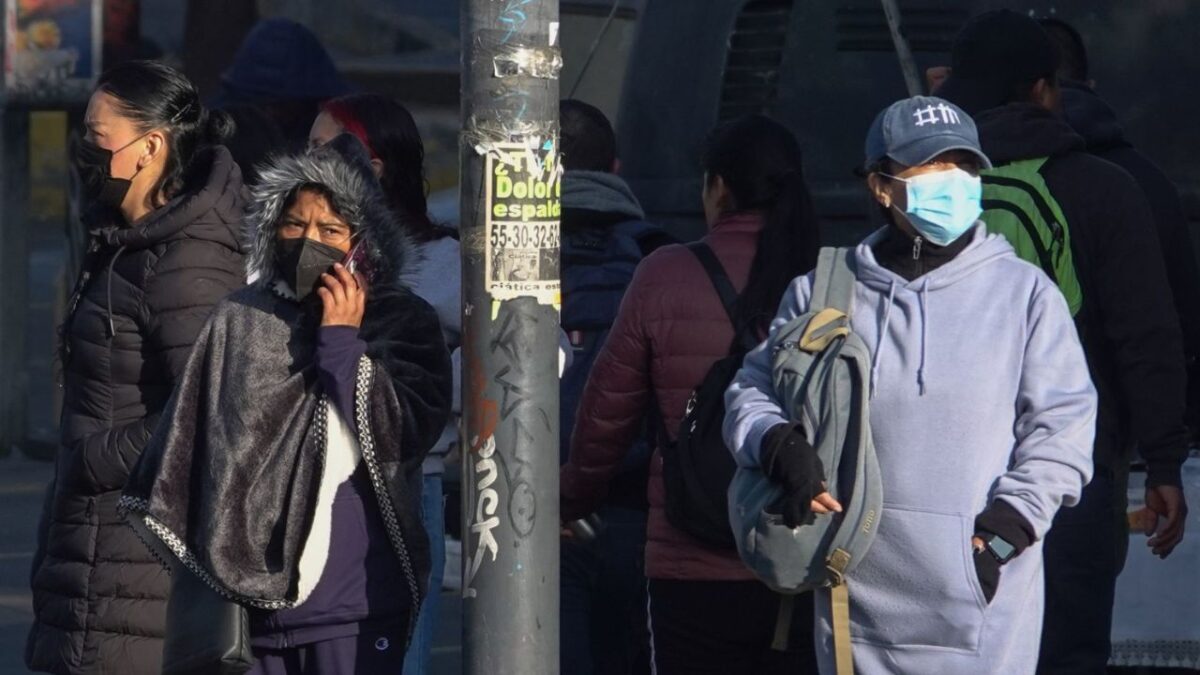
top-left (884, 168), bottom-right (982, 246)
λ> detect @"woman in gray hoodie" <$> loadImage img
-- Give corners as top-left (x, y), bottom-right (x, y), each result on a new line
top-left (724, 96), bottom-right (1097, 673)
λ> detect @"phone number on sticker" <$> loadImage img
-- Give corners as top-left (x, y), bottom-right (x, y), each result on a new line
top-left (489, 223), bottom-right (560, 250)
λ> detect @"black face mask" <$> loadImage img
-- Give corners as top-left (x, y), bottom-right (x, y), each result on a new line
top-left (275, 238), bottom-right (345, 301)
top-left (70, 133), bottom-right (144, 210)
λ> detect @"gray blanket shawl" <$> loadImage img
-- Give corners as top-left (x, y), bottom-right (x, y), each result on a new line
top-left (120, 284), bottom-right (447, 612)
top-left (120, 136), bottom-right (452, 619)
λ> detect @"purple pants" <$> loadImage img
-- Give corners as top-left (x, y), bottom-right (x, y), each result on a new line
top-left (249, 628), bottom-right (406, 675)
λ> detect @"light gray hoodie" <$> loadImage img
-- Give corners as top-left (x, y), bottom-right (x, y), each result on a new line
top-left (407, 235), bottom-right (462, 476)
top-left (724, 225), bottom-right (1097, 674)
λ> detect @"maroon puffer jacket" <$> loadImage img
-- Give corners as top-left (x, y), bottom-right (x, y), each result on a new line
top-left (562, 212), bottom-right (763, 580)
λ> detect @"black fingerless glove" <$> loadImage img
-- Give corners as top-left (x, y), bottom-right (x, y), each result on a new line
top-left (974, 500), bottom-right (1035, 558)
top-left (761, 423), bottom-right (826, 528)
top-left (972, 499), bottom-right (1037, 605)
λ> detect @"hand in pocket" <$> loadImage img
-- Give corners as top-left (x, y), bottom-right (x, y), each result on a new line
top-left (972, 549), bottom-right (1000, 604)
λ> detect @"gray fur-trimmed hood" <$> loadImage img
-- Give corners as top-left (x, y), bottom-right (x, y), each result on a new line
top-left (245, 133), bottom-right (416, 288)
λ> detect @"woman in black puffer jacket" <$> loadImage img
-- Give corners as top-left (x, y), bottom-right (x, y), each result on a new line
top-left (26, 61), bottom-right (246, 675)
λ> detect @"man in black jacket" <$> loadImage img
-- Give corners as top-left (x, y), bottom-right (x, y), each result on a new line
top-left (1041, 17), bottom-right (1200, 438)
top-left (938, 10), bottom-right (1190, 673)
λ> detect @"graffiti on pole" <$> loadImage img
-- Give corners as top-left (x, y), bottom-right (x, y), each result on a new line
top-left (498, 0), bottom-right (534, 43)
top-left (489, 302), bottom-right (546, 540)
top-left (463, 300), bottom-right (553, 597)
top-left (464, 433), bottom-right (501, 599)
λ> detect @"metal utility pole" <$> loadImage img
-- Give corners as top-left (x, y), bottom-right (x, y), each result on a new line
top-left (880, 0), bottom-right (923, 96)
top-left (460, 1), bottom-right (562, 674)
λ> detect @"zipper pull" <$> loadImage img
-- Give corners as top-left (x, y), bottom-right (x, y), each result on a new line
top-left (912, 236), bottom-right (923, 261)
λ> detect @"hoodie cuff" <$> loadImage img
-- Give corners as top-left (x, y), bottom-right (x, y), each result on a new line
top-left (1146, 460), bottom-right (1184, 489)
top-left (975, 499), bottom-right (1036, 559)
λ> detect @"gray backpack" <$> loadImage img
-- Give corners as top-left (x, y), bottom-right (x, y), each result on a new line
top-left (727, 247), bottom-right (883, 675)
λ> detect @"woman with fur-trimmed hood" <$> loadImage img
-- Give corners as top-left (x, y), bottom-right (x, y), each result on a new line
top-left (121, 134), bottom-right (452, 672)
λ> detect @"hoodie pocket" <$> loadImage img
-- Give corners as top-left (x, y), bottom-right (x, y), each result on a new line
top-left (847, 506), bottom-right (987, 653)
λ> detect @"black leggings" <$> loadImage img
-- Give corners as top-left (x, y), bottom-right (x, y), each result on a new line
top-left (647, 579), bottom-right (818, 675)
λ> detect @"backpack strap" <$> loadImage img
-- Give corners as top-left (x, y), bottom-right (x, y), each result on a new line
top-left (771, 594), bottom-right (796, 651)
top-left (687, 243), bottom-right (758, 352)
top-left (980, 156), bottom-right (1067, 283)
top-left (768, 552), bottom-right (854, 675)
top-left (830, 583), bottom-right (854, 675)
top-left (810, 247), bottom-right (856, 315)
top-left (688, 242), bottom-right (738, 320)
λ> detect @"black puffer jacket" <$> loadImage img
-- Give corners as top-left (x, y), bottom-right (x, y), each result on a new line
top-left (27, 147), bottom-right (246, 675)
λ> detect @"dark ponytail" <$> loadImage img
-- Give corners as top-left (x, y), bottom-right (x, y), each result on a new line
top-left (97, 60), bottom-right (234, 199)
top-left (701, 114), bottom-right (820, 336)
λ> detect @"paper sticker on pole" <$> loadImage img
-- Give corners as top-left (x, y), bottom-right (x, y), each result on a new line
top-left (484, 139), bottom-right (562, 306)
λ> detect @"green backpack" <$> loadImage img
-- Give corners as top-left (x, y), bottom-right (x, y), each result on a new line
top-left (980, 158), bottom-right (1083, 315)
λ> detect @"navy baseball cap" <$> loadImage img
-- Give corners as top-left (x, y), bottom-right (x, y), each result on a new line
top-left (864, 96), bottom-right (992, 170)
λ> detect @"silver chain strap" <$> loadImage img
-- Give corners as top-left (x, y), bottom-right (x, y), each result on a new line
top-left (352, 356), bottom-right (424, 643)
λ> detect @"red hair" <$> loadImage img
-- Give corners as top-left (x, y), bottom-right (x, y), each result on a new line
top-left (320, 100), bottom-right (378, 159)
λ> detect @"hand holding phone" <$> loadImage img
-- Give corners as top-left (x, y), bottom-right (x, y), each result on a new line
top-left (318, 261), bottom-right (368, 328)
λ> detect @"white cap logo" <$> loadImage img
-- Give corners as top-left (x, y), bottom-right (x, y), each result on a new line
top-left (913, 103), bottom-right (961, 127)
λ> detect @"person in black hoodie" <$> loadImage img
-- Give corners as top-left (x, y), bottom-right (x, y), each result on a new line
top-left (1041, 17), bottom-right (1200, 437)
top-left (27, 61), bottom-right (246, 675)
top-left (938, 11), bottom-right (1190, 673)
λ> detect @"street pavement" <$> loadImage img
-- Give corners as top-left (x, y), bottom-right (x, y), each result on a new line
top-left (0, 455), bottom-right (463, 674)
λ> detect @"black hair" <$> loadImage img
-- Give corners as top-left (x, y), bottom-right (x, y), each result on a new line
top-left (865, 157), bottom-right (902, 227)
top-left (702, 114), bottom-right (820, 335)
top-left (286, 182), bottom-right (337, 211)
top-left (322, 93), bottom-right (439, 241)
top-left (1007, 71), bottom-right (1060, 106)
top-left (222, 105), bottom-right (286, 185)
top-left (97, 60), bottom-right (234, 199)
top-left (560, 99), bottom-right (617, 172)
top-left (1039, 18), bottom-right (1090, 82)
